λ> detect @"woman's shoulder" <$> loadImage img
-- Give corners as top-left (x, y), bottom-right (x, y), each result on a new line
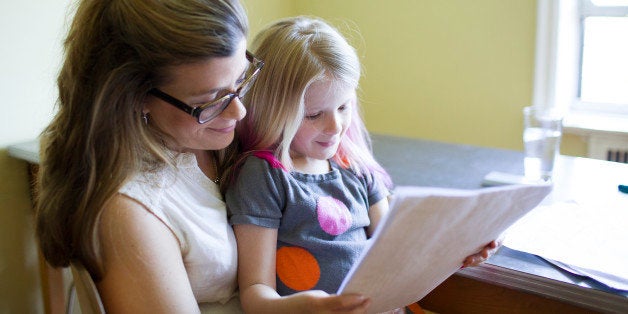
top-left (119, 165), bottom-right (177, 209)
top-left (101, 193), bottom-right (152, 225)
top-left (99, 193), bottom-right (180, 257)
top-left (97, 193), bottom-right (189, 312)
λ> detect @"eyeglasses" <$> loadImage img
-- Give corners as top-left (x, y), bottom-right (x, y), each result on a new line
top-left (149, 51), bottom-right (264, 124)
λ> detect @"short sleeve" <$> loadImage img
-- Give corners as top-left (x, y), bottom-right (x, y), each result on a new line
top-left (226, 156), bottom-right (286, 228)
top-left (366, 171), bottom-right (389, 206)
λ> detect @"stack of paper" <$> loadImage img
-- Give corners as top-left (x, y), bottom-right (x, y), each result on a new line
top-left (503, 201), bottom-right (628, 291)
top-left (337, 184), bottom-right (552, 313)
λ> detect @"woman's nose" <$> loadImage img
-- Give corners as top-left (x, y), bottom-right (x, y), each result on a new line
top-left (223, 96), bottom-right (247, 121)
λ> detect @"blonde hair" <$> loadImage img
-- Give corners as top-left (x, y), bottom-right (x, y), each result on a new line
top-left (36, 0), bottom-right (248, 279)
top-left (228, 16), bottom-right (390, 187)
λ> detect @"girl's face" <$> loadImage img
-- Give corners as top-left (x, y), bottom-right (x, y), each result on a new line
top-left (145, 39), bottom-right (248, 153)
top-left (290, 79), bottom-right (354, 169)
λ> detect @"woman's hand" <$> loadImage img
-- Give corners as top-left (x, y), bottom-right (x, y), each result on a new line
top-left (462, 239), bottom-right (502, 268)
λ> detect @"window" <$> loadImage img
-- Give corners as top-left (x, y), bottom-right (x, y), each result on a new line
top-left (534, 0), bottom-right (628, 117)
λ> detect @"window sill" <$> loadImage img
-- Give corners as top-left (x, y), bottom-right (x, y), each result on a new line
top-left (562, 111), bottom-right (628, 137)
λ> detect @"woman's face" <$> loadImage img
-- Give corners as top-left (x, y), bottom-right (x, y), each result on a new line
top-left (145, 39), bottom-right (248, 152)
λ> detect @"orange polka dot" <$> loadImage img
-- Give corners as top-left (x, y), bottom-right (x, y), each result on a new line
top-left (276, 246), bottom-right (320, 291)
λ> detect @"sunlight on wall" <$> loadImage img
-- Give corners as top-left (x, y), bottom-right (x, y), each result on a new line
top-left (292, 0), bottom-right (538, 151)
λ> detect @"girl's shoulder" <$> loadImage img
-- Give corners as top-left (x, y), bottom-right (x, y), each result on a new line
top-left (332, 160), bottom-right (387, 193)
top-left (331, 160), bottom-right (367, 180)
top-left (239, 151), bottom-right (286, 173)
top-left (247, 151), bottom-right (286, 170)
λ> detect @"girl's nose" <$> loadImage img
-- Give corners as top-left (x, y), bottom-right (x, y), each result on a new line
top-left (322, 113), bottom-right (342, 134)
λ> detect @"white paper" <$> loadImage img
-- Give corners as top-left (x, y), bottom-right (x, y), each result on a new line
top-left (337, 184), bottom-right (552, 313)
top-left (503, 201), bottom-right (628, 290)
top-left (545, 258), bottom-right (628, 291)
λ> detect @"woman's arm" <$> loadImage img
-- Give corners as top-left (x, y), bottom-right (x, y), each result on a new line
top-left (97, 194), bottom-right (200, 314)
top-left (234, 224), bottom-right (370, 314)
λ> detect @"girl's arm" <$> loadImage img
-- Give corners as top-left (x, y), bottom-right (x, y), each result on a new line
top-left (366, 197), bottom-right (390, 237)
top-left (234, 224), bottom-right (371, 314)
top-left (97, 194), bottom-right (200, 313)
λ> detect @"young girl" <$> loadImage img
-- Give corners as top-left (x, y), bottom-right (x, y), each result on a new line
top-left (225, 16), bottom-right (497, 313)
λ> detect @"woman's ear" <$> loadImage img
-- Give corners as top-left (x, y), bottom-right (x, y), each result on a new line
top-left (140, 105), bottom-right (150, 125)
top-left (141, 97), bottom-right (151, 114)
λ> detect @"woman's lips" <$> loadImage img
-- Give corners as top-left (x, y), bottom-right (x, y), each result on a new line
top-left (210, 124), bottom-right (236, 133)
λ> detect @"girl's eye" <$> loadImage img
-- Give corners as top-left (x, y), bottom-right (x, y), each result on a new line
top-left (305, 112), bottom-right (322, 120)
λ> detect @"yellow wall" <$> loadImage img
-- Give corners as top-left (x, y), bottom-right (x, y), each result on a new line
top-left (243, 0), bottom-right (295, 37)
top-left (244, 0), bottom-right (587, 154)
top-left (298, 0), bottom-right (537, 150)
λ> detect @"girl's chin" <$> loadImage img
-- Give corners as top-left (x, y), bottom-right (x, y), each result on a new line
top-left (318, 150), bottom-right (338, 161)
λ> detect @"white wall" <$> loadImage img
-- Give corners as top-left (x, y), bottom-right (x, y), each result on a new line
top-left (1, 0), bottom-right (72, 146)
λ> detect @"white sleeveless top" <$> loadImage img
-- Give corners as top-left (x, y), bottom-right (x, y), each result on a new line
top-left (119, 153), bottom-right (241, 313)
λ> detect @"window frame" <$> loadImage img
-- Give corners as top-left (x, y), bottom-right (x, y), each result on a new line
top-left (534, 0), bottom-right (628, 118)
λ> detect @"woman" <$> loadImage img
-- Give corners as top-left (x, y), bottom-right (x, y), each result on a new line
top-left (35, 0), bottom-right (255, 312)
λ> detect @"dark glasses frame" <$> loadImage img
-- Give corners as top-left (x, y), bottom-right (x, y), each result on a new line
top-left (149, 50), bottom-right (264, 124)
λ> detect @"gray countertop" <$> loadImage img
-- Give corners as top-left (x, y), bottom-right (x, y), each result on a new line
top-left (371, 134), bottom-right (524, 189)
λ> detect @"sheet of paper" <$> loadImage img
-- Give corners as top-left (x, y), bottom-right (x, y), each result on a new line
top-left (503, 201), bottom-right (628, 290)
top-left (544, 258), bottom-right (628, 291)
top-left (337, 184), bottom-right (552, 313)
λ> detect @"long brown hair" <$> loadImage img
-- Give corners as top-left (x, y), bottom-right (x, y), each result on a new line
top-left (36, 0), bottom-right (248, 279)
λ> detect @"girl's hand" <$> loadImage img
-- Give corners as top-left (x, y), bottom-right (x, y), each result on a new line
top-left (462, 239), bottom-right (502, 268)
top-left (291, 290), bottom-right (370, 314)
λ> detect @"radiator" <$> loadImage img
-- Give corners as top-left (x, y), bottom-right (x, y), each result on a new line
top-left (587, 134), bottom-right (628, 163)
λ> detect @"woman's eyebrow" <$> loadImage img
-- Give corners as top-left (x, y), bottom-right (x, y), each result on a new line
top-left (190, 61), bottom-right (252, 97)
top-left (190, 65), bottom-right (248, 98)
top-left (189, 87), bottom-right (222, 98)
